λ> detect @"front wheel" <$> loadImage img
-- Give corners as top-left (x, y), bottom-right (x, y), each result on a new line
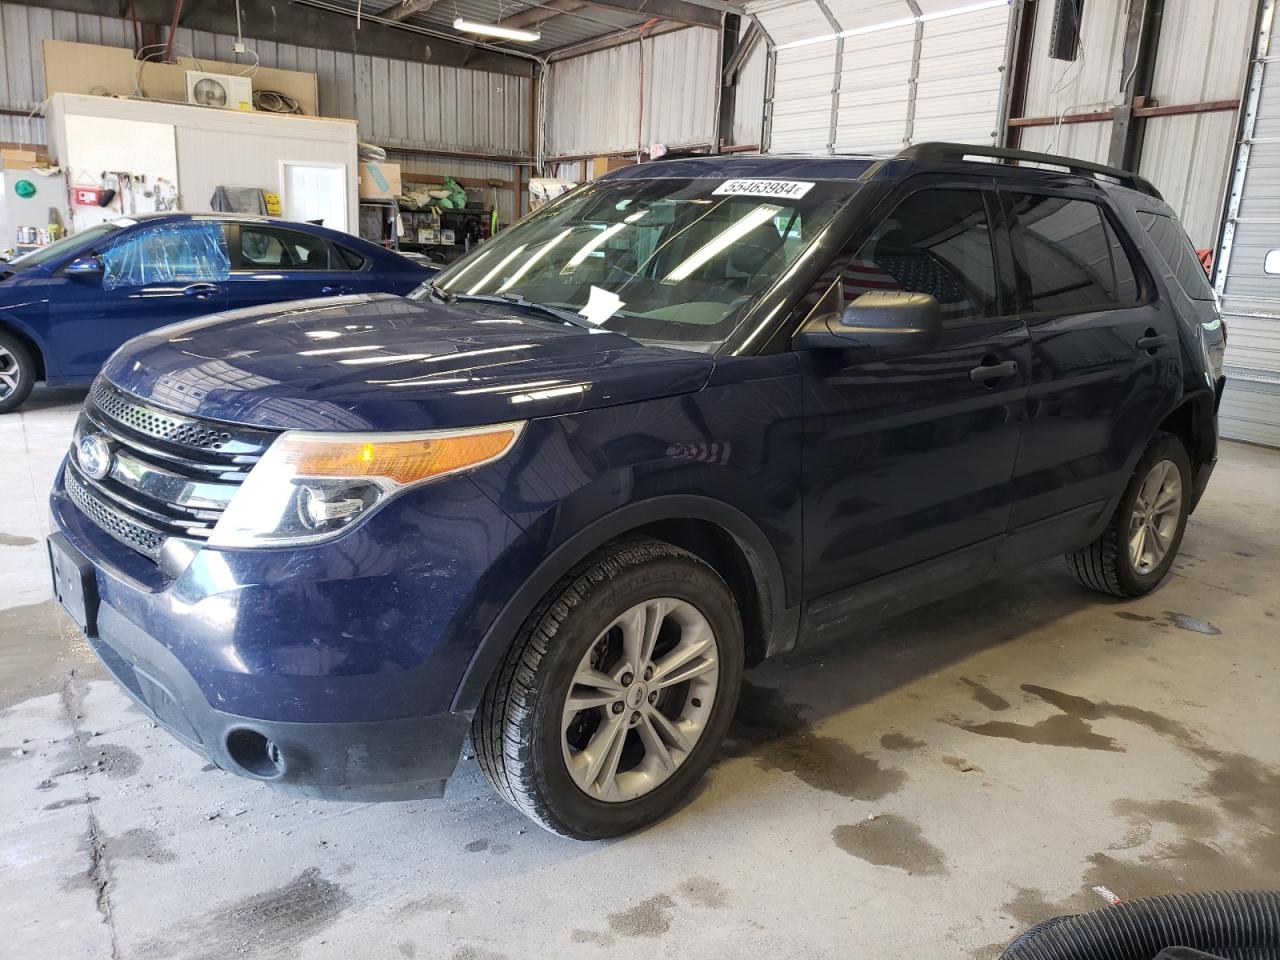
top-left (473, 539), bottom-right (744, 839)
top-left (1066, 432), bottom-right (1192, 598)
top-left (0, 331), bottom-right (36, 414)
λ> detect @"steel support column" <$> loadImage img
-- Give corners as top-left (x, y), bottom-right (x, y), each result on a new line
top-left (1108, 0), bottom-right (1166, 170)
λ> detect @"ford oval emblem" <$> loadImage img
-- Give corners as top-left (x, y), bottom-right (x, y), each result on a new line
top-left (77, 434), bottom-right (113, 481)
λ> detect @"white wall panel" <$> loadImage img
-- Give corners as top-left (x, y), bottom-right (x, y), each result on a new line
top-left (544, 28), bottom-right (718, 158)
top-left (0, 1), bottom-right (530, 158)
top-left (731, 37), bottom-right (768, 146)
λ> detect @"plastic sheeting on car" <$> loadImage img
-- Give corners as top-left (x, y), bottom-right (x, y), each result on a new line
top-left (101, 221), bottom-right (231, 291)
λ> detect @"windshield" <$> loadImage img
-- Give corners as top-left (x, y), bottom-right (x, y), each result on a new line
top-left (6, 221), bottom-right (122, 268)
top-left (422, 176), bottom-right (856, 350)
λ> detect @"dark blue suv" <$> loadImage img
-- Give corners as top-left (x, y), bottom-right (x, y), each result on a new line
top-left (47, 144), bottom-right (1225, 838)
top-left (0, 213), bottom-right (431, 412)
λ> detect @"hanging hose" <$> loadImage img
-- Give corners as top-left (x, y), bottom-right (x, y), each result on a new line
top-left (1001, 891), bottom-right (1280, 960)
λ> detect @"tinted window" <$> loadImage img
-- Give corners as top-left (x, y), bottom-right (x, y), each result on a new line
top-left (239, 227), bottom-right (329, 270)
top-left (1010, 194), bottom-right (1144, 312)
top-left (1138, 212), bottom-right (1214, 300)
top-left (842, 188), bottom-right (999, 324)
top-left (100, 221), bottom-right (230, 290)
top-left (334, 245), bottom-right (368, 270)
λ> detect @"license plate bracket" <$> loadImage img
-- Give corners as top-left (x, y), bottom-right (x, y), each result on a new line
top-left (48, 532), bottom-right (99, 637)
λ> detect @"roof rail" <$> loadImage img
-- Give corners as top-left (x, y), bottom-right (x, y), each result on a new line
top-left (897, 142), bottom-right (1164, 200)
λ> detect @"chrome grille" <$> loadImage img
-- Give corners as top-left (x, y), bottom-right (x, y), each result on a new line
top-left (65, 466), bottom-right (166, 558)
top-left (65, 380), bottom-right (277, 561)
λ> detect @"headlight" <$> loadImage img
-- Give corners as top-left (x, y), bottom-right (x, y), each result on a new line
top-left (208, 422), bottom-right (524, 548)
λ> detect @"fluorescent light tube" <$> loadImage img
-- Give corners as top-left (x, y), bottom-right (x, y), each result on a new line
top-left (454, 18), bottom-right (541, 42)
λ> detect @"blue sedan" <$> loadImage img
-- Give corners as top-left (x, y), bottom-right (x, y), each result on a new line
top-left (0, 213), bottom-right (433, 412)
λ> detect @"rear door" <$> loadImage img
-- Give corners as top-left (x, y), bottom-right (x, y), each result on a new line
top-left (797, 178), bottom-right (1031, 640)
top-left (223, 223), bottom-right (354, 312)
top-left (999, 186), bottom-right (1177, 560)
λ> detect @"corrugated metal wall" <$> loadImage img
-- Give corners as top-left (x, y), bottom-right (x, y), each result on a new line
top-left (1216, 0), bottom-right (1280, 445)
top-left (544, 27), bottom-right (719, 158)
top-left (1017, 0), bottom-right (1254, 248)
top-left (747, 0), bottom-right (1015, 155)
top-left (0, 1), bottom-right (531, 159)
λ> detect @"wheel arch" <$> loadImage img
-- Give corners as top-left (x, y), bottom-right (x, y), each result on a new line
top-left (0, 315), bottom-right (47, 382)
top-left (450, 495), bottom-right (795, 714)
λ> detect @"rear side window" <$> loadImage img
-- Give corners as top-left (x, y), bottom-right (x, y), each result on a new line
top-left (1137, 212), bottom-right (1214, 301)
top-left (842, 188), bottom-right (1000, 324)
top-left (239, 226), bottom-right (330, 270)
top-left (1009, 194), bottom-right (1143, 313)
top-left (334, 245), bottom-right (368, 270)
top-left (1008, 193), bottom-right (1141, 313)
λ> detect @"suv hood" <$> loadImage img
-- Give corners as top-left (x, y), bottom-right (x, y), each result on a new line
top-left (100, 294), bottom-right (715, 431)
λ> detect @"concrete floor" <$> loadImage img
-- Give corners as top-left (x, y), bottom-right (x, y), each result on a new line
top-left (1, 386), bottom-right (1277, 960)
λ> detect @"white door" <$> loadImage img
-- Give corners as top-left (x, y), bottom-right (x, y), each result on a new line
top-left (280, 162), bottom-right (348, 233)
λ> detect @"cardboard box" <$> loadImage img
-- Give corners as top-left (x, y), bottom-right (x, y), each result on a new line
top-left (2, 148), bottom-right (48, 170)
top-left (359, 161), bottom-right (401, 200)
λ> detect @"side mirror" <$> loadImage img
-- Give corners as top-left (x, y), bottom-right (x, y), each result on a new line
top-left (65, 255), bottom-right (104, 281)
top-left (792, 290), bottom-right (942, 355)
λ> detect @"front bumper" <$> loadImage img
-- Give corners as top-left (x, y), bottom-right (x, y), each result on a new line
top-left (49, 461), bottom-right (525, 799)
top-left (85, 592), bottom-right (468, 798)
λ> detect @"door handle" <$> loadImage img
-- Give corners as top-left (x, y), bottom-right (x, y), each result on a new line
top-left (969, 358), bottom-right (1019, 383)
top-left (1136, 333), bottom-right (1169, 353)
top-left (321, 285), bottom-right (351, 295)
top-left (182, 283), bottom-right (220, 299)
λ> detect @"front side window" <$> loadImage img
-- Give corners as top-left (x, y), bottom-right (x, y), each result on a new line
top-left (841, 188), bottom-right (1000, 324)
top-left (423, 176), bottom-right (857, 351)
top-left (100, 221), bottom-right (231, 290)
top-left (1137, 211), bottom-right (1214, 301)
top-left (239, 226), bottom-right (330, 270)
top-left (1010, 194), bottom-right (1142, 313)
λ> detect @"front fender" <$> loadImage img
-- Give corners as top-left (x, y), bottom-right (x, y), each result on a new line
top-left (449, 493), bottom-right (794, 713)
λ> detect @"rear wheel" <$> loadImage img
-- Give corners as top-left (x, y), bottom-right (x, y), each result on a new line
top-left (473, 539), bottom-right (744, 839)
top-left (0, 331), bottom-right (36, 414)
top-left (1066, 432), bottom-right (1192, 598)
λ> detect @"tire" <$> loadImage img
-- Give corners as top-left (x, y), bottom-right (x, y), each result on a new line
top-left (473, 539), bottom-right (745, 839)
top-left (1065, 432), bottom-right (1192, 598)
top-left (0, 329), bottom-right (36, 414)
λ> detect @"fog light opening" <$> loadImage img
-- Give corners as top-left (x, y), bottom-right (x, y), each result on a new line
top-left (225, 728), bottom-right (286, 779)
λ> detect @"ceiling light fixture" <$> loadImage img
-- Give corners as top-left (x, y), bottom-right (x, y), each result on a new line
top-left (453, 18), bottom-right (541, 42)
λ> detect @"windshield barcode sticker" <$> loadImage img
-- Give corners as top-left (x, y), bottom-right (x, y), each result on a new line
top-left (712, 179), bottom-right (814, 199)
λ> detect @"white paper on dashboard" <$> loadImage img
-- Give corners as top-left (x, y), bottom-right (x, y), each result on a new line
top-left (579, 285), bottom-right (625, 326)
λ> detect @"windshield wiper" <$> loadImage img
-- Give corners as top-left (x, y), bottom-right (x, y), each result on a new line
top-left (451, 292), bottom-right (596, 330)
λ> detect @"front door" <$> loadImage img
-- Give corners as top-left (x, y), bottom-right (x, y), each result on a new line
top-left (999, 188), bottom-right (1177, 558)
top-left (798, 181), bottom-right (1030, 641)
top-left (49, 220), bottom-right (230, 379)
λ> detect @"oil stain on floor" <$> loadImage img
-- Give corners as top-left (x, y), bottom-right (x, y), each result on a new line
top-left (728, 681), bottom-right (908, 801)
top-left (831, 814), bottom-right (948, 876)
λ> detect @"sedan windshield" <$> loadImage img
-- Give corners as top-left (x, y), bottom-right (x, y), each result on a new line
top-left (423, 176), bottom-right (856, 350)
top-left (6, 221), bottom-right (122, 268)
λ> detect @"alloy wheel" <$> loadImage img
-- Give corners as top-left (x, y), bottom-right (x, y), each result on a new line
top-left (1128, 458), bottom-right (1183, 575)
top-left (560, 598), bottom-right (720, 803)
top-left (0, 345), bottom-right (18, 401)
